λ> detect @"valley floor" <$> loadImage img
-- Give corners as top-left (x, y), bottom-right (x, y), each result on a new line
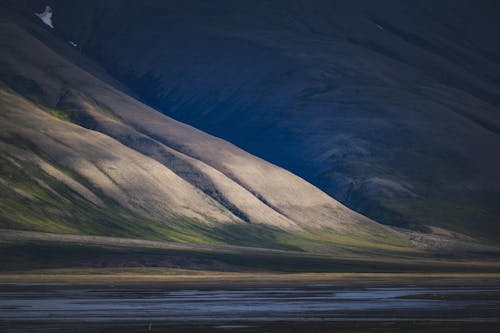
top-left (2, 229), bottom-right (500, 275)
top-left (2, 230), bottom-right (500, 332)
top-left (2, 270), bottom-right (500, 285)
top-left (1, 277), bottom-right (500, 333)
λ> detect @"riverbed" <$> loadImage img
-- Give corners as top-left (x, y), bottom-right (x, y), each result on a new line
top-left (1, 282), bottom-right (500, 332)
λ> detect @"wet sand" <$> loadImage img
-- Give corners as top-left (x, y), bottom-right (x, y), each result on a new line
top-left (1, 277), bottom-right (500, 332)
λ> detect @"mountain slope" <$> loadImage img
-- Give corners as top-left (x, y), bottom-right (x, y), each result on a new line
top-left (18, 0), bottom-right (500, 240)
top-left (0, 12), bottom-right (413, 254)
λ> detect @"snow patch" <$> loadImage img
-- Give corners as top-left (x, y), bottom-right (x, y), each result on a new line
top-left (35, 5), bottom-right (54, 28)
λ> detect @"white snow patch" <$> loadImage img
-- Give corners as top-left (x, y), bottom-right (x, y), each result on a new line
top-left (35, 5), bottom-right (54, 28)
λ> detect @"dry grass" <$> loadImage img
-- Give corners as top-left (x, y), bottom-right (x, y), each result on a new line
top-left (2, 269), bottom-right (500, 285)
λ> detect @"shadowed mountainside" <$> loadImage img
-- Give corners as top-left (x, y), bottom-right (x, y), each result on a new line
top-left (0, 10), bottom-right (417, 255)
top-left (9, 0), bottom-right (499, 240)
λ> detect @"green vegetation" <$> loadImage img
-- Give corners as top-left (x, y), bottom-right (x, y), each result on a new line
top-left (1, 236), bottom-right (499, 274)
top-left (0, 151), bottom-right (417, 256)
top-left (46, 108), bottom-right (70, 122)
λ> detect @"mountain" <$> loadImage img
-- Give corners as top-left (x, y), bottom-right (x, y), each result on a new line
top-left (9, 0), bottom-right (499, 241)
top-left (0, 7), bottom-right (417, 255)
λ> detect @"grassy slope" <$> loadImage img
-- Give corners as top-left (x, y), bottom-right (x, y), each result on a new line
top-left (0, 125), bottom-right (410, 255)
top-left (0, 71), bottom-right (418, 256)
top-left (1, 230), bottom-right (499, 275)
top-left (0, 11), bottom-right (497, 265)
top-left (47, 0), bottom-right (500, 241)
top-left (0, 12), bottom-right (418, 257)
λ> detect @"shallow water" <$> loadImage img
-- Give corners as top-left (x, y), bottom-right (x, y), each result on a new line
top-left (1, 285), bottom-right (500, 331)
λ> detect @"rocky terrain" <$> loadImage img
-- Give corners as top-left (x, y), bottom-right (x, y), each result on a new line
top-left (0, 7), bottom-right (416, 254)
top-left (1, 1), bottom-right (500, 257)
top-left (6, 0), bottom-right (498, 240)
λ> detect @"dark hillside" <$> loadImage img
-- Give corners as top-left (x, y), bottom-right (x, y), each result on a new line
top-left (4, 0), bottom-right (499, 238)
